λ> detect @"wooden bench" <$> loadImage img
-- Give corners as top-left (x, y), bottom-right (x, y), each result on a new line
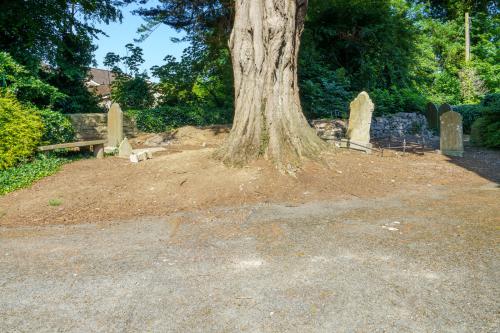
top-left (38, 140), bottom-right (106, 159)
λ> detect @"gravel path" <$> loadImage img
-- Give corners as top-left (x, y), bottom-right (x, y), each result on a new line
top-left (1, 183), bottom-right (499, 332)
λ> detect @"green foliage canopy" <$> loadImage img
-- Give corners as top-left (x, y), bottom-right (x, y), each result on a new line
top-left (104, 44), bottom-right (155, 110)
top-left (0, 0), bottom-right (123, 113)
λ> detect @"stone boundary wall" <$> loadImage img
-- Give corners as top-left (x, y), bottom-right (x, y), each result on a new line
top-left (371, 112), bottom-right (431, 139)
top-left (67, 113), bottom-right (138, 141)
top-left (312, 112), bottom-right (434, 141)
top-left (68, 112), bottom-right (433, 143)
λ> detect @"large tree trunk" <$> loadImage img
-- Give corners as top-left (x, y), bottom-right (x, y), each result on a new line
top-left (215, 0), bottom-right (325, 170)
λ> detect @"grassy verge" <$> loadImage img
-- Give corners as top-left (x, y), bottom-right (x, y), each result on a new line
top-left (0, 152), bottom-right (84, 196)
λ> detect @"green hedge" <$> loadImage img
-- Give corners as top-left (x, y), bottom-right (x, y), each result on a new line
top-left (128, 105), bottom-right (232, 133)
top-left (38, 108), bottom-right (75, 144)
top-left (0, 95), bottom-right (43, 170)
top-left (370, 87), bottom-right (427, 116)
top-left (453, 104), bottom-right (483, 134)
top-left (470, 93), bottom-right (500, 148)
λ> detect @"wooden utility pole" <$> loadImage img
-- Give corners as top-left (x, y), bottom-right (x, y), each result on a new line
top-left (465, 12), bottom-right (471, 62)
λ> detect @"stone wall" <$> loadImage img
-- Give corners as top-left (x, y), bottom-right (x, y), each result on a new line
top-left (312, 112), bottom-right (434, 141)
top-left (67, 113), bottom-right (138, 141)
top-left (370, 112), bottom-right (432, 139)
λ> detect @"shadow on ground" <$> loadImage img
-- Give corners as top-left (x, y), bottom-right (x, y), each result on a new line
top-left (445, 144), bottom-right (500, 184)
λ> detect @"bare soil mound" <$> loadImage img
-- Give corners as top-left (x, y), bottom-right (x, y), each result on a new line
top-left (131, 125), bottom-right (230, 149)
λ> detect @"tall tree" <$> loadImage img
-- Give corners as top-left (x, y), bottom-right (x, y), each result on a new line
top-left (132, 0), bottom-right (324, 169)
top-left (0, 0), bottom-right (123, 112)
top-left (216, 0), bottom-right (324, 168)
top-left (104, 44), bottom-right (154, 110)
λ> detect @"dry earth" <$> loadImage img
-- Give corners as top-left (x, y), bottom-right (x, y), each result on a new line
top-left (0, 126), bottom-right (498, 227)
top-left (0, 127), bottom-right (499, 332)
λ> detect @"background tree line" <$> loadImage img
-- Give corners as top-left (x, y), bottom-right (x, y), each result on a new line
top-left (116, 0), bottom-right (498, 125)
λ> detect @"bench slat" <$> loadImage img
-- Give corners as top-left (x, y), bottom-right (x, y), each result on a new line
top-left (38, 140), bottom-right (106, 152)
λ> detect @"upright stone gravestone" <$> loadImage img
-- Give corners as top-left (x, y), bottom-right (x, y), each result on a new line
top-left (426, 102), bottom-right (439, 131)
top-left (439, 103), bottom-right (453, 115)
top-left (107, 103), bottom-right (123, 147)
top-left (436, 103), bottom-right (453, 135)
top-left (341, 91), bottom-right (375, 152)
top-left (440, 111), bottom-right (464, 157)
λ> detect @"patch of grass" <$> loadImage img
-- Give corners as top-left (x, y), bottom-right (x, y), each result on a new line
top-left (48, 198), bottom-right (62, 206)
top-left (0, 152), bottom-right (83, 196)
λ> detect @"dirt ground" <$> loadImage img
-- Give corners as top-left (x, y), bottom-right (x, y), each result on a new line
top-left (0, 126), bottom-right (498, 227)
top-left (0, 127), bottom-right (499, 332)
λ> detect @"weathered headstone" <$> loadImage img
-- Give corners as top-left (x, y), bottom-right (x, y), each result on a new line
top-left (118, 138), bottom-right (133, 158)
top-left (439, 103), bottom-right (453, 115)
top-left (440, 111), bottom-right (464, 157)
top-left (436, 103), bottom-right (454, 135)
top-left (426, 102), bottom-right (439, 131)
top-left (341, 91), bottom-right (374, 153)
top-left (107, 103), bottom-right (123, 147)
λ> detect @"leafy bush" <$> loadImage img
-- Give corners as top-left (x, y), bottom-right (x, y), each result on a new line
top-left (128, 104), bottom-right (232, 133)
top-left (0, 153), bottom-right (74, 195)
top-left (453, 104), bottom-right (483, 134)
top-left (299, 61), bottom-right (354, 119)
top-left (38, 109), bottom-right (75, 144)
top-left (111, 75), bottom-right (155, 110)
top-left (482, 93), bottom-right (500, 108)
top-left (0, 94), bottom-right (43, 170)
top-left (470, 99), bottom-right (500, 148)
top-left (370, 87), bottom-right (427, 116)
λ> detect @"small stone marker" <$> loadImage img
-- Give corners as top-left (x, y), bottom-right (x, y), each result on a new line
top-left (341, 91), bottom-right (374, 153)
top-left (440, 111), bottom-right (464, 157)
top-left (118, 138), bottom-right (133, 158)
top-left (93, 143), bottom-right (104, 159)
top-left (107, 103), bottom-right (123, 147)
top-left (129, 151), bottom-right (150, 163)
top-left (426, 102), bottom-right (439, 131)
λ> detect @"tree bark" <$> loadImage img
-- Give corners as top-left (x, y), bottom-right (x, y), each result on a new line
top-left (215, 0), bottom-right (325, 170)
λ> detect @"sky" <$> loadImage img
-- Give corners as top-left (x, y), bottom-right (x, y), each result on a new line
top-left (92, 2), bottom-right (188, 78)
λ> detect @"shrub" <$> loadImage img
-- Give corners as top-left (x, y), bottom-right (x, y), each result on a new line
top-left (127, 108), bottom-right (165, 133)
top-left (111, 75), bottom-right (155, 110)
top-left (481, 93), bottom-right (500, 109)
top-left (471, 117), bottom-right (487, 146)
top-left (299, 65), bottom-right (354, 119)
top-left (471, 117), bottom-right (500, 148)
top-left (470, 94), bottom-right (500, 148)
top-left (128, 104), bottom-right (232, 133)
top-left (38, 108), bottom-right (75, 144)
top-left (453, 104), bottom-right (483, 134)
top-left (0, 95), bottom-right (43, 170)
top-left (370, 87), bottom-right (426, 116)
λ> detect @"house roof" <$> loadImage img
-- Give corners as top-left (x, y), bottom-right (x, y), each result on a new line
top-left (88, 68), bottom-right (116, 86)
top-left (87, 68), bottom-right (115, 97)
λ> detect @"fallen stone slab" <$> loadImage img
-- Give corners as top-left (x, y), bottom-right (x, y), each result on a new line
top-left (129, 151), bottom-right (153, 163)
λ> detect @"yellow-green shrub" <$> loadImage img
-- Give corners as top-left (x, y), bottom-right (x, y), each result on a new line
top-left (0, 95), bottom-right (43, 170)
